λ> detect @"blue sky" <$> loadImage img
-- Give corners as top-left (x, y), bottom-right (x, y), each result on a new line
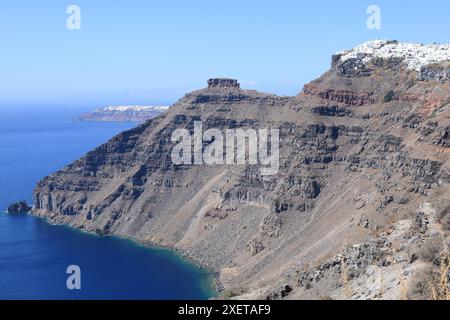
top-left (1, 0), bottom-right (449, 108)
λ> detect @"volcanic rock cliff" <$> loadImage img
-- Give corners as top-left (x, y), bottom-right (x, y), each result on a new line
top-left (33, 41), bottom-right (450, 300)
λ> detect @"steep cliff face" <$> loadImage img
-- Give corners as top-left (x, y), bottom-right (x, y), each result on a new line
top-left (33, 41), bottom-right (450, 299)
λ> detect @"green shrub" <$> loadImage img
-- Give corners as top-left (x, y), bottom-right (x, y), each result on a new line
top-left (384, 90), bottom-right (395, 103)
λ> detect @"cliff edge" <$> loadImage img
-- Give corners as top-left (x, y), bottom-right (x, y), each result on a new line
top-left (33, 42), bottom-right (450, 299)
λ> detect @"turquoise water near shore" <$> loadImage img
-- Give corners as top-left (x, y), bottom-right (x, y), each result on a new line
top-left (0, 107), bottom-right (215, 300)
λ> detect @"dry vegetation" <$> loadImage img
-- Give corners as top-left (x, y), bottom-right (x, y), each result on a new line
top-left (428, 241), bottom-right (450, 300)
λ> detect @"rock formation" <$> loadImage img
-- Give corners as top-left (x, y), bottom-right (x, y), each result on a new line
top-left (207, 78), bottom-right (240, 89)
top-left (8, 201), bottom-right (32, 214)
top-left (32, 41), bottom-right (450, 300)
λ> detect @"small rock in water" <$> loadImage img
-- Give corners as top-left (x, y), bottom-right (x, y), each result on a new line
top-left (7, 201), bottom-right (32, 214)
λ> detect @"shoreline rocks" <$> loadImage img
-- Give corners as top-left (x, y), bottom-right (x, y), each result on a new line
top-left (7, 201), bottom-right (32, 214)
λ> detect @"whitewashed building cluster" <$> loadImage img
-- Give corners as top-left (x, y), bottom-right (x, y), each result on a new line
top-left (337, 40), bottom-right (450, 71)
top-left (102, 105), bottom-right (170, 112)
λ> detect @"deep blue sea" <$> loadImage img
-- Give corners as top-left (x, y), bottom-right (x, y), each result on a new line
top-left (0, 106), bottom-right (214, 300)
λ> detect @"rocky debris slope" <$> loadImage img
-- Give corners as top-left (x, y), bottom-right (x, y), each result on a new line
top-left (33, 41), bottom-right (450, 299)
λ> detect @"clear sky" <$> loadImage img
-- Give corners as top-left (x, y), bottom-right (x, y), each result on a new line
top-left (1, 0), bottom-right (449, 108)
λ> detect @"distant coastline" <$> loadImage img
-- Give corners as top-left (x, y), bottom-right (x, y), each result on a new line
top-left (76, 105), bottom-right (170, 122)
top-left (0, 108), bottom-right (211, 299)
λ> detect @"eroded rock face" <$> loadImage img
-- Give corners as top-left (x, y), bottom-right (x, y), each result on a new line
top-left (32, 42), bottom-right (450, 300)
top-left (303, 84), bottom-right (375, 106)
top-left (207, 78), bottom-right (240, 89)
top-left (419, 63), bottom-right (450, 82)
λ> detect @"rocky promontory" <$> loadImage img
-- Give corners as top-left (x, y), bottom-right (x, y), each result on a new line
top-left (32, 42), bottom-right (450, 300)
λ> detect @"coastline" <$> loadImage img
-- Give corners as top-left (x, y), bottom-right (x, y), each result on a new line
top-left (27, 209), bottom-right (220, 299)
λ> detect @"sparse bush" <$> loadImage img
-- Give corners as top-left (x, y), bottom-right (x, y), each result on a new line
top-left (429, 244), bottom-right (449, 300)
top-left (340, 259), bottom-right (352, 299)
top-left (408, 267), bottom-right (435, 299)
top-left (409, 238), bottom-right (449, 300)
top-left (383, 90), bottom-right (395, 103)
top-left (435, 201), bottom-right (450, 231)
top-left (221, 289), bottom-right (238, 300)
top-left (417, 236), bottom-right (443, 263)
top-left (220, 286), bottom-right (246, 300)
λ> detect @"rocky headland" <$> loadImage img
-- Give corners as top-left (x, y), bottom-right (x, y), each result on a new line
top-left (32, 40), bottom-right (450, 300)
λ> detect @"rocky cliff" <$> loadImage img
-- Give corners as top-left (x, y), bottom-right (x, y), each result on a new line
top-left (33, 41), bottom-right (450, 300)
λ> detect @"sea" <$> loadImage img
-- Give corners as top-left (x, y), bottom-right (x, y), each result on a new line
top-left (0, 106), bottom-right (215, 300)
